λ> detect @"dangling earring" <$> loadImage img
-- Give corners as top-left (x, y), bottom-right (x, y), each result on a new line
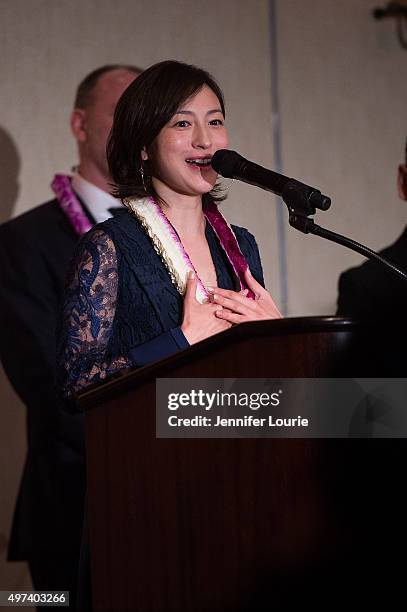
top-left (140, 165), bottom-right (147, 193)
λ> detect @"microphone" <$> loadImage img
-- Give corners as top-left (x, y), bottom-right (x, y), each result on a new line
top-left (211, 149), bottom-right (331, 213)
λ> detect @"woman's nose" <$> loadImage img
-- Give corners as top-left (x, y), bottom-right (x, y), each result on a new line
top-left (192, 124), bottom-right (211, 149)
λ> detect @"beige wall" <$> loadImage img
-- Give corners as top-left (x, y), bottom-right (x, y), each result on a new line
top-left (1, 0), bottom-right (406, 600)
top-left (278, 0), bottom-right (407, 315)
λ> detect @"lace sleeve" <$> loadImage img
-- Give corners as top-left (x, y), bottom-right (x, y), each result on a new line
top-left (57, 229), bottom-right (131, 398)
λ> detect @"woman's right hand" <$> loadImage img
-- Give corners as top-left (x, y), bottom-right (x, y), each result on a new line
top-left (181, 273), bottom-right (232, 344)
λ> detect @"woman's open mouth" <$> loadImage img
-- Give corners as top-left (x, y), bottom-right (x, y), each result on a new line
top-left (185, 157), bottom-right (213, 169)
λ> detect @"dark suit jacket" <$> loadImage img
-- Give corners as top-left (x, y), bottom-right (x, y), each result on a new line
top-left (0, 198), bottom-right (90, 559)
top-left (337, 227), bottom-right (407, 319)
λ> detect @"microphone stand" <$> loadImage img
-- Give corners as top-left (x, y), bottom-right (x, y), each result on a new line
top-left (281, 184), bottom-right (407, 284)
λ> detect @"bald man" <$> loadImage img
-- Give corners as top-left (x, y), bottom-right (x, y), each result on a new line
top-left (0, 64), bottom-right (141, 607)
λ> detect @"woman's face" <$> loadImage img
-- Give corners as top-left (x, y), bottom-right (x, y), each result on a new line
top-left (145, 85), bottom-right (228, 199)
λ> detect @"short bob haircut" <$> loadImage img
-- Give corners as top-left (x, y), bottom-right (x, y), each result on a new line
top-left (108, 60), bottom-right (226, 205)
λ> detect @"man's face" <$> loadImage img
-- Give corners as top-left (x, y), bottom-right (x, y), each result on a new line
top-left (72, 69), bottom-right (138, 182)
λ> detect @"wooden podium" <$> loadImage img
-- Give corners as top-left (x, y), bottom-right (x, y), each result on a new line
top-left (78, 317), bottom-right (407, 610)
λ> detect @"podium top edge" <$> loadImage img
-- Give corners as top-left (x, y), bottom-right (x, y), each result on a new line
top-left (76, 316), bottom-right (366, 411)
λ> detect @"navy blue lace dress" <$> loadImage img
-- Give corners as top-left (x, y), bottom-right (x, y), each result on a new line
top-left (57, 210), bottom-right (264, 400)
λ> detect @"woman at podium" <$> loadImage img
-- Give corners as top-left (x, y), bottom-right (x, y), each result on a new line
top-left (57, 60), bottom-right (280, 399)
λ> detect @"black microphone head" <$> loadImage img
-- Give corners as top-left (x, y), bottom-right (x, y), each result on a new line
top-left (211, 149), bottom-right (242, 178)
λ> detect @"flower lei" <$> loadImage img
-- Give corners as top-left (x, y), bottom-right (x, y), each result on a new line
top-left (124, 197), bottom-right (253, 303)
top-left (52, 174), bottom-right (253, 303)
top-left (51, 174), bottom-right (92, 235)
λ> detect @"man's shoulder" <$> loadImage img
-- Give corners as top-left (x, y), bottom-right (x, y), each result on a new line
top-left (1, 199), bottom-right (59, 232)
top-left (380, 227), bottom-right (407, 268)
top-left (337, 229), bottom-right (407, 318)
top-left (0, 199), bottom-right (75, 244)
top-left (341, 229), bottom-right (407, 286)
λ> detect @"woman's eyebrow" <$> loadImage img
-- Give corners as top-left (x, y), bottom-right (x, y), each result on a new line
top-left (174, 108), bottom-right (223, 116)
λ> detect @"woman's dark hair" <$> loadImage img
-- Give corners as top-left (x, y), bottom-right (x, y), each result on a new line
top-left (107, 60), bottom-right (226, 204)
